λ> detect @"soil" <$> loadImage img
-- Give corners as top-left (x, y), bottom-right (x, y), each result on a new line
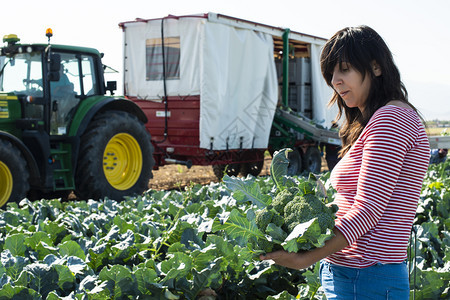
top-left (147, 156), bottom-right (273, 191)
top-left (147, 156), bottom-right (329, 191)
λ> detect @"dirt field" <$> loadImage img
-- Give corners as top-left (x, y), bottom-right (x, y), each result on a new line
top-left (147, 156), bottom-right (329, 191)
top-left (426, 127), bottom-right (448, 136)
top-left (147, 157), bottom-right (273, 191)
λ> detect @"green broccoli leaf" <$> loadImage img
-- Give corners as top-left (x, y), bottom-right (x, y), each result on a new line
top-left (282, 218), bottom-right (334, 252)
top-left (58, 240), bottom-right (86, 260)
top-left (24, 232), bottom-right (54, 251)
top-left (266, 223), bottom-right (288, 243)
top-left (270, 148), bottom-right (292, 191)
top-left (53, 264), bottom-right (76, 293)
top-left (212, 209), bottom-right (265, 243)
top-left (0, 283), bottom-right (41, 299)
top-left (98, 264), bottom-right (137, 298)
top-left (185, 258), bottom-right (224, 300)
top-left (284, 218), bottom-right (319, 242)
top-left (24, 263), bottom-right (59, 299)
top-left (159, 252), bottom-right (193, 283)
top-left (134, 267), bottom-right (159, 295)
top-left (223, 175), bottom-right (272, 208)
top-left (4, 234), bottom-right (27, 257)
top-left (297, 180), bottom-right (316, 195)
top-left (282, 176), bottom-right (299, 190)
top-left (297, 262), bottom-right (323, 299)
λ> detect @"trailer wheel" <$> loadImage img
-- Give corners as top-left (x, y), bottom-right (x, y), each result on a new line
top-left (287, 149), bottom-right (303, 175)
top-left (75, 111), bottom-right (154, 200)
top-left (212, 163), bottom-right (241, 180)
top-left (303, 146), bottom-right (322, 174)
top-left (240, 160), bottom-right (264, 177)
top-left (0, 140), bottom-right (30, 207)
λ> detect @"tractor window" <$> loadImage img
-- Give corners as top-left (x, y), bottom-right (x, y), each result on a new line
top-left (50, 52), bottom-right (80, 135)
top-left (57, 54), bottom-right (79, 95)
top-left (146, 37), bottom-right (180, 81)
top-left (81, 55), bottom-right (99, 96)
top-left (0, 53), bottom-right (43, 97)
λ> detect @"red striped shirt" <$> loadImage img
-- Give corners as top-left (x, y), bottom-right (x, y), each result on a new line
top-left (326, 105), bottom-right (430, 268)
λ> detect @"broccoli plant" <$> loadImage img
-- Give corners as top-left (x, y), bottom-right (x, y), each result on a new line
top-left (219, 148), bottom-right (338, 256)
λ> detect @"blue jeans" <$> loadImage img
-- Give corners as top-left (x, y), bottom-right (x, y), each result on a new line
top-left (319, 260), bottom-right (409, 299)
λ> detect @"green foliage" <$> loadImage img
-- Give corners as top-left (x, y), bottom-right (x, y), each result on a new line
top-left (0, 152), bottom-right (447, 299)
top-left (408, 160), bottom-right (450, 299)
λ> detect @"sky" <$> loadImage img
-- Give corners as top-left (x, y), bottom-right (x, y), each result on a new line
top-left (1, 0), bottom-right (449, 120)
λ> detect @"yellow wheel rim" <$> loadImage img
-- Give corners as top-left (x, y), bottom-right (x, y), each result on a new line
top-left (0, 161), bottom-right (13, 207)
top-left (103, 133), bottom-right (143, 190)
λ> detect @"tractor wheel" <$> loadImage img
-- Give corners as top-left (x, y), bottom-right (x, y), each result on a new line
top-left (240, 160), bottom-right (264, 177)
top-left (287, 148), bottom-right (303, 175)
top-left (212, 163), bottom-right (241, 180)
top-left (75, 111), bottom-right (154, 201)
top-left (0, 139), bottom-right (30, 207)
top-left (303, 146), bottom-right (322, 174)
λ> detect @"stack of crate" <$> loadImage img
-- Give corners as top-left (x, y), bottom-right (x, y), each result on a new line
top-left (288, 57), bottom-right (312, 118)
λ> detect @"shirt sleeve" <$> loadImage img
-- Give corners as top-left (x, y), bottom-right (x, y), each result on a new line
top-left (335, 109), bottom-right (418, 245)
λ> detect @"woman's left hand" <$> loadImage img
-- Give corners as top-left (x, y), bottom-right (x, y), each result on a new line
top-left (259, 250), bottom-right (315, 270)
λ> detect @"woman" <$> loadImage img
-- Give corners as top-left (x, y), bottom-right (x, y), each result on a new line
top-left (260, 26), bottom-right (430, 299)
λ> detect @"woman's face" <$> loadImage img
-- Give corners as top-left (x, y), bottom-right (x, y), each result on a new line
top-left (331, 62), bottom-right (372, 112)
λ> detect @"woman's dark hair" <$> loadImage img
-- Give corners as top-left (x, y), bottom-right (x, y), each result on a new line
top-left (320, 25), bottom-right (418, 156)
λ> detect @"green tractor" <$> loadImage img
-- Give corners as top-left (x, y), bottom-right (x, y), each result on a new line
top-left (0, 30), bottom-right (154, 207)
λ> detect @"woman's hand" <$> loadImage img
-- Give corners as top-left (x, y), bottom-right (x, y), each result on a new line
top-left (259, 250), bottom-right (315, 270)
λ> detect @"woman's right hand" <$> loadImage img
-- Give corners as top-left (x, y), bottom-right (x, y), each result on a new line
top-left (260, 250), bottom-right (315, 270)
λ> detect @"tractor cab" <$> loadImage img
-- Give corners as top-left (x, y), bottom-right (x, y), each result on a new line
top-left (1, 30), bottom-right (104, 136)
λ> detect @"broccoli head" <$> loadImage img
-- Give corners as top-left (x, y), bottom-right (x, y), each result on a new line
top-left (317, 213), bottom-right (334, 232)
top-left (255, 208), bottom-right (275, 231)
top-left (317, 203), bottom-right (339, 232)
top-left (303, 194), bottom-right (324, 212)
top-left (255, 207), bottom-right (285, 232)
top-left (283, 194), bottom-right (336, 234)
top-left (283, 198), bottom-right (313, 232)
top-left (271, 187), bottom-right (300, 215)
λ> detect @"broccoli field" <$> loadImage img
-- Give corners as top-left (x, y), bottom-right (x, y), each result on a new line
top-left (0, 151), bottom-right (448, 299)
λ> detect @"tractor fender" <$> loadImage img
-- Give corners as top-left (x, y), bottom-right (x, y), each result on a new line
top-left (0, 131), bottom-right (40, 186)
top-left (75, 97), bottom-right (147, 138)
